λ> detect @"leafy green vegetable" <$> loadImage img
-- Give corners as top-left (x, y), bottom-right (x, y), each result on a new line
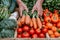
top-left (0, 5), bottom-right (10, 21)
top-left (0, 29), bottom-right (14, 38)
top-left (0, 19), bottom-right (17, 29)
top-left (43, 0), bottom-right (60, 12)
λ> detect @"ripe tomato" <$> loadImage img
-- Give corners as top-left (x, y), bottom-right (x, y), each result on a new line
top-left (52, 26), bottom-right (57, 32)
top-left (44, 17), bottom-right (51, 22)
top-left (51, 14), bottom-right (59, 23)
top-left (39, 33), bottom-right (45, 38)
top-left (42, 21), bottom-right (45, 25)
top-left (35, 29), bottom-right (41, 34)
top-left (53, 24), bottom-right (57, 26)
top-left (22, 32), bottom-right (30, 38)
top-left (54, 32), bottom-right (60, 37)
top-left (17, 34), bottom-right (21, 38)
top-left (57, 22), bottom-right (60, 28)
top-left (50, 34), bottom-right (55, 38)
top-left (29, 28), bottom-right (35, 35)
top-left (50, 13), bottom-right (52, 17)
top-left (46, 23), bottom-right (53, 29)
top-left (23, 25), bottom-right (29, 31)
top-left (32, 34), bottom-right (38, 38)
top-left (17, 28), bottom-right (22, 33)
top-left (42, 28), bottom-right (48, 34)
top-left (48, 30), bottom-right (53, 35)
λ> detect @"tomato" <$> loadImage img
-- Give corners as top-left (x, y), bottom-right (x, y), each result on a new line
top-left (22, 32), bottom-right (30, 38)
top-left (57, 22), bottom-right (60, 28)
top-left (35, 29), bottom-right (41, 34)
top-left (29, 28), bottom-right (35, 35)
top-left (44, 26), bottom-right (48, 29)
top-left (42, 28), bottom-right (48, 34)
top-left (54, 10), bottom-right (58, 13)
top-left (32, 34), bottom-right (38, 38)
top-left (44, 8), bottom-right (49, 14)
top-left (53, 24), bottom-right (57, 26)
top-left (54, 32), bottom-right (60, 37)
top-left (50, 34), bottom-right (55, 38)
top-left (42, 21), bottom-right (45, 25)
top-left (44, 17), bottom-right (51, 22)
top-left (51, 14), bottom-right (59, 23)
top-left (17, 28), bottom-right (22, 33)
top-left (46, 23), bottom-right (53, 29)
top-left (48, 30), bottom-right (53, 35)
top-left (39, 33), bottom-right (45, 38)
top-left (17, 34), bottom-right (21, 38)
top-left (50, 13), bottom-right (52, 17)
top-left (52, 26), bottom-right (57, 32)
top-left (23, 25), bottom-right (29, 31)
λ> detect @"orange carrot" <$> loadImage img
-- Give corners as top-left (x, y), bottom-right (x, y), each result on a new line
top-left (17, 18), bottom-right (22, 27)
top-left (32, 14), bottom-right (37, 29)
top-left (20, 15), bottom-right (25, 24)
top-left (30, 19), bottom-right (33, 27)
top-left (36, 16), bottom-right (42, 29)
top-left (25, 15), bottom-right (31, 25)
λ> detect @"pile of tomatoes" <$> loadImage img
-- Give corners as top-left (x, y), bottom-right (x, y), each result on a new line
top-left (17, 25), bottom-right (48, 38)
top-left (43, 9), bottom-right (60, 38)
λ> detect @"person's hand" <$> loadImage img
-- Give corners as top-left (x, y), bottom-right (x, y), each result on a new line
top-left (32, 0), bottom-right (44, 17)
top-left (17, 0), bottom-right (28, 17)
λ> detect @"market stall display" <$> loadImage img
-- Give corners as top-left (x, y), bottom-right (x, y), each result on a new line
top-left (0, 0), bottom-right (60, 39)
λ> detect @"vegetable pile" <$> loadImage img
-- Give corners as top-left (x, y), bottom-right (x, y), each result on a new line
top-left (0, 19), bottom-right (17, 38)
top-left (17, 11), bottom-right (47, 38)
top-left (43, 9), bottom-right (60, 38)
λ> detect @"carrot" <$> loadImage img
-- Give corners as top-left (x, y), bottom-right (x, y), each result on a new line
top-left (20, 15), bottom-right (25, 24)
top-left (32, 14), bottom-right (37, 29)
top-left (25, 14), bottom-right (31, 25)
top-left (17, 18), bottom-right (22, 27)
top-left (30, 19), bottom-right (33, 27)
top-left (36, 16), bottom-right (42, 29)
top-left (20, 11), bottom-right (27, 24)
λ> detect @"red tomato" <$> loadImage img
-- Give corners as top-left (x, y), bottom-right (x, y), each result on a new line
top-left (17, 34), bottom-right (21, 38)
top-left (42, 21), bottom-right (45, 25)
top-left (29, 28), bottom-right (35, 35)
top-left (50, 13), bottom-right (52, 17)
top-left (23, 25), bottom-right (29, 31)
top-left (17, 28), bottom-right (22, 33)
top-left (44, 17), bottom-right (51, 22)
top-left (35, 29), bottom-right (41, 34)
top-left (22, 32), bottom-right (30, 38)
top-left (39, 33), bottom-right (45, 38)
top-left (57, 22), bottom-right (60, 28)
top-left (32, 34), bottom-right (38, 38)
top-left (42, 28), bottom-right (48, 34)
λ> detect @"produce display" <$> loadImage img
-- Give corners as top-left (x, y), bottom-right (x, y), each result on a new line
top-left (17, 9), bottom-right (60, 38)
top-left (0, 0), bottom-right (60, 39)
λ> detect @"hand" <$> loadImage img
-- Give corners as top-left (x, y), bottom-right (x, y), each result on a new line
top-left (17, 0), bottom-right (28, 17)
top-left (32, 0), bottom-right (44, 17)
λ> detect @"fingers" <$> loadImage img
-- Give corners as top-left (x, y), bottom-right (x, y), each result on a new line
top-left (19, 7), bottom-right (23, 17)
top-left (24, 6), bottom-right (28, 12)
top-left (32, 6), bottom-right (36, 13)
top-left (38, 8), bottom-right (43, 17)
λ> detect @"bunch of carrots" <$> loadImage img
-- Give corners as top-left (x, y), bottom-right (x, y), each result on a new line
top-left (17, 11), bottom-right (42, 29)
